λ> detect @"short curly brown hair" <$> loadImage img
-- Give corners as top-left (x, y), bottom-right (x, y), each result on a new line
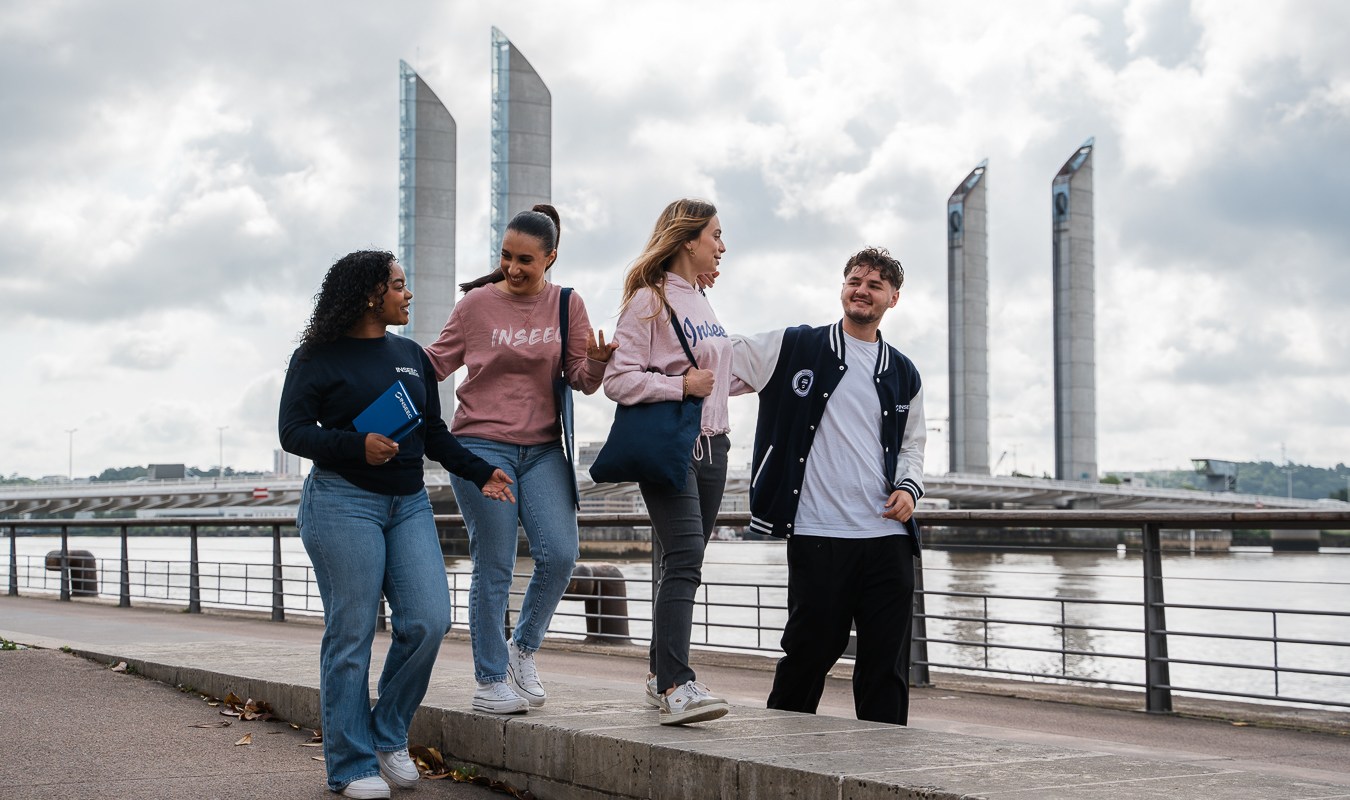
top-left (843, 247), bottom-right (903, 290)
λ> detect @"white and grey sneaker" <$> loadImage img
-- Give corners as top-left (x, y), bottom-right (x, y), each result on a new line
top-left (376, 747), bottom-right (419, 788)
top-left (507, 639), bottom-right (546, 707)
top-left (472, 680), bottom-right (529, 714)
top-left (659, 680), bottom-right (729, 726)
top-left (644, 674), bottom-right (663, 709)
top-left (341, 775), bottom-right (391, 799)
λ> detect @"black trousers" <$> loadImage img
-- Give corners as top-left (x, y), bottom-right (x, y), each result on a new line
top-left (767, 534), bottom-right (916, 725)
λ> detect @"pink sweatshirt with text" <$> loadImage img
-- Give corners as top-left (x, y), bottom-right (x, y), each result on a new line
top-left (425, 282), bottom-right (606, 445)
top-left (602, 273), bottom-right (731, 436)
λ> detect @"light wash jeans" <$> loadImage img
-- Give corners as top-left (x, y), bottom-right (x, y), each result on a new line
top-left (449, 437), bottom-right (579, 683)
top-left (298, 468), bottom-right (452, 792)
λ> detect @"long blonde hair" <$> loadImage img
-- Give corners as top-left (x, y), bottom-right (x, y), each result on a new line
top-left (620, 199), bottom-right (717, 318)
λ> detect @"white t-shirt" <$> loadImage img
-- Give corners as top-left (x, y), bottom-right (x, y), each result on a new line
top-left (794, 331), bottom-right (905, 539)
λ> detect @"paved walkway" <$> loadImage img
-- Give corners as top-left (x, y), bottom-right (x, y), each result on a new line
top-left (3, 595), bottom-right (1349, 799)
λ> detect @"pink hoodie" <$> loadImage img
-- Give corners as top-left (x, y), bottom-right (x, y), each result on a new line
top-left (602, 273), bottom-right (731, 436)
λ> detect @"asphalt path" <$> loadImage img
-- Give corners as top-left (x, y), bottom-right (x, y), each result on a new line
top-left (0, 647), bottom-right (516, 800)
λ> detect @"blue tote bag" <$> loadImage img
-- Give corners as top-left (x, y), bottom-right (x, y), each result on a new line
top-left (589, 306), bottom-right (703, 491)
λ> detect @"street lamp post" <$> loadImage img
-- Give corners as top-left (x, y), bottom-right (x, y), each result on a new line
top-left (64, 428), bottom-right (77, 481)
top-left (216, 426), bottom-right (228, 488)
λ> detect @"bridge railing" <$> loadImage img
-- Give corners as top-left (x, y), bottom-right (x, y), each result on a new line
top-left (5, 509), bottom-right (1349, 715)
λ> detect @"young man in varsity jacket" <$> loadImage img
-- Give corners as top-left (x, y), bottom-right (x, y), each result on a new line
top-left (730, 246), bottom-right (926, 725)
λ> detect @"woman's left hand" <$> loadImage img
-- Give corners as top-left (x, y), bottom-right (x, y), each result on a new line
top-left (481, 468), bottom-right (516, 503)
top-left (586, 329), bottom-right (619, 363)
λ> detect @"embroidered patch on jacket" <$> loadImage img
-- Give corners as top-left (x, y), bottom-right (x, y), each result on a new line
top-left (792, 369), bottom-right (814, 397)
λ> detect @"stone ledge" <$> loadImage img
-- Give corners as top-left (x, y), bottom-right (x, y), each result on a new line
top-left (65, 642), bottom-right (1350, 800)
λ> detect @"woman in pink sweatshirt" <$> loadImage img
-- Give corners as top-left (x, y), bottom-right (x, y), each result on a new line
top-left (603, 198), bottom-right (732, 726)
top-left (425, 204), bottom-right (616, 715)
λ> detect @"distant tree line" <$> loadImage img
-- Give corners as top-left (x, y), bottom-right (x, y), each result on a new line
top-left (1106, 461), bottom-right (1350, 501)
top-left (89, 465), bottom-right (270, 482)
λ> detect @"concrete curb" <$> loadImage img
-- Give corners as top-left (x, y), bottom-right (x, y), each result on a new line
top-left (64, 643), bottom-right (1350, 800)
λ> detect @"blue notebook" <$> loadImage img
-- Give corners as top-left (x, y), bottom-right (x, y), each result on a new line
top-left (353, 380), bottom-right (424, 442)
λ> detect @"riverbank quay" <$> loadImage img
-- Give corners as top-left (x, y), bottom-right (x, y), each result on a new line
top-left (3, 596), bottom-right (1349, 799)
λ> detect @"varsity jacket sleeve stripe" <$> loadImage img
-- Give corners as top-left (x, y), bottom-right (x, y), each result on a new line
top-left (895, 385), bottom-right (926, 503)
top-left (730, 329), bottom-right (786, 394)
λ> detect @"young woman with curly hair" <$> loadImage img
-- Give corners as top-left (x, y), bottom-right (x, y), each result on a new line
top-left (604, 199), bottom-right (733, 725)
top-left (426, 205), bottom-right (618, 714)
top-left (279, 250), bottom-right (515, 799)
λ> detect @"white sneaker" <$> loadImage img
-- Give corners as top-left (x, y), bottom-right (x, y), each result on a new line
top-left (644, 674), bottom-right (663, 708)
top-left (659, 680), bottom-right (729, 726)
top-left (506, 639), bottom-right (546, 707)
top-left (473, 680), bottom-right (529, 714)
top-left (376, 748), bottom-right (419, 788)
top-left (342, 775), bottom-right (391, 799)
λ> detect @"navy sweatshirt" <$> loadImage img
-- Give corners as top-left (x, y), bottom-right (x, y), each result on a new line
top-left (278, 333), bottom-right (495, 495)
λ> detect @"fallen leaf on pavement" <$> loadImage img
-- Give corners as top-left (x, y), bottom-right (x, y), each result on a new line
top-left (234, 733), bottom-right (252, 746)
top-left (188, 721), bottom-right (232, 729)
top-left (110, 662), bottom-right (128, 673)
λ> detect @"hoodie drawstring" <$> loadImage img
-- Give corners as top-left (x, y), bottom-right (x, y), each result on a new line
top-left (691, 432), bottom-right (712, 463)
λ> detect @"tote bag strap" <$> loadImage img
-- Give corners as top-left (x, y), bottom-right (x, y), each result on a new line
top-left (663, 302), bottom-right (698, 370)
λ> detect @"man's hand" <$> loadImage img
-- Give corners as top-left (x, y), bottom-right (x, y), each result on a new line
top-left (882, 489), bottom-right (914, 523)
top-left (481, 468), bottom-right (516, 503)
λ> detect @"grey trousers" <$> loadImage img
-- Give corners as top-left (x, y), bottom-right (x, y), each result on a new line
top-left (639, 433), bottom-right (730, 691)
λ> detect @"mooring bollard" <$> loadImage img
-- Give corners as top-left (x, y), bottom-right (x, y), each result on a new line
top-left (44, 549), bottom-right (99, 598)
top-left (565, 563), bottom-right (631, 645)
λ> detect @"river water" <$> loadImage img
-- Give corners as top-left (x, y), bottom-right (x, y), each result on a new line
top-left (9, 535), bottom-right (1349, 709)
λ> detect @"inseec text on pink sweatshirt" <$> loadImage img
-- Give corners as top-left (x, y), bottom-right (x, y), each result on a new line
top-left (602, 273), bottom-right (732, 437)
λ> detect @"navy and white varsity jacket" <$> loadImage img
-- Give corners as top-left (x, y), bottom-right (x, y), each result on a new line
top-left (730, 321), bottom-right (926, 542)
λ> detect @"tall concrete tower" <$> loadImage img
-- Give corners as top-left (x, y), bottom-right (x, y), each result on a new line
top-left (398, 61), bottom-right (457, 409)
top-left (489, 27), bottom-right (552, 272)
top-left (1051, 137), bottom-right (1097, 482)
top-left (947, 160), bottom-right (990, 476)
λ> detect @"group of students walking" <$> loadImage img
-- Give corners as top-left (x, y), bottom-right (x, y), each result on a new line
top-left (278, 198), bottom-right (927, 798)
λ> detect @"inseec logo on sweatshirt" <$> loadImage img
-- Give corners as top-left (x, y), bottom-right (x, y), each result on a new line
top-left (491, 326), bottom-right (562, 347)
top-left (395, 366), bottom-right (420, 378)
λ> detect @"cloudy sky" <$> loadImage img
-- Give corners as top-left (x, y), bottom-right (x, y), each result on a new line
top-left (2, 0), bottom-right (1347, 480)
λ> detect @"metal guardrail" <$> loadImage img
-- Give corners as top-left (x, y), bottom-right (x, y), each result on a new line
top-left (5, 510), bottom-right (1350, 714)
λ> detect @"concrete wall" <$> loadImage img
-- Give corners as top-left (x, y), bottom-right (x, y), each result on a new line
top-left (1051, 138), bottom-right (1097, 483)
top-left (947, 161), bottom-right (990, 476)
top-left (398, 61), bottom-right (457, 412)
top-left (490, 28), bottom-right (552, 275)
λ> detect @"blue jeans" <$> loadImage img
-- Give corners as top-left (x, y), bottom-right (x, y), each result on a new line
top-left (298, 469), bottom-right (451, 792)
top-left (449, 438), bottom-right (579, 683)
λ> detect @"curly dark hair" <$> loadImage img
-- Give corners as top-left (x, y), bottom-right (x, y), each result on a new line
top-left (843, 246), bottom-right (904, 289)
top-left (298, 250), bottom-right (395, 354)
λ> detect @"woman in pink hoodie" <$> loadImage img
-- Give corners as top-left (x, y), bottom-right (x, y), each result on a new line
top-left (426, 205), bottom-right (616, 716)
top-left (604, 198), bottom-right (732, 726)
